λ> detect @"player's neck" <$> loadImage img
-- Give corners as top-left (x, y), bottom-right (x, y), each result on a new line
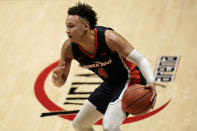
top-left (78, 30), bottom-right (95, 53)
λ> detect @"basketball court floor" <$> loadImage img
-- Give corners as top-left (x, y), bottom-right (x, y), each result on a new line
top-left (0, 0), bottom-right (197, 130)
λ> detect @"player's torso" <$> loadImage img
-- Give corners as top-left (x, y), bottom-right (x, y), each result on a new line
top-left (71, 26), bottom-right (132, 83)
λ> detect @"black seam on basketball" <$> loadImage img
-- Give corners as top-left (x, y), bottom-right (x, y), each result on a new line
top-left (125, 90), bottom-right (152, 111)
top-left (122, 87), bottom-right (145, 106)
top-left (125, 90), bottom-right (151, 109)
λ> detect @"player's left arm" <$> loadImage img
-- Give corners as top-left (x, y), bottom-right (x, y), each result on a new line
top-left (105, 30), bottom-right (156, 107)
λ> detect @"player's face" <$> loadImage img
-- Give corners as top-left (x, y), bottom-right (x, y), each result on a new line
top-left (65, 15), bottom-right (87, 43)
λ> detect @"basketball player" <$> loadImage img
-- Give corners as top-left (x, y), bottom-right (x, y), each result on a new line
top-left (52, 2), bottom-right (157, 131)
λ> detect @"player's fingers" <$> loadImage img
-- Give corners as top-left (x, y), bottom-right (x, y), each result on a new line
top-left (53, 73), bottom-right (59, 80)
top-left (144, 85), bottom-right (153, 89)
top-left (62, 61), bottom-right (66, 66)
top-left (151, 88), bottom-right (156, 102)
top-left (151, 95), bottom-right (156, 109)
top-left (52, 75), bottom-right (56, 82)
top-left (59, 66), bottom-right (65, 71)
top-left (53, 66), bottom-right (65, 78)
top-left (53, 67), bottom-right (58, 72)
top-left (145, 86), bottom-right (155, 100)
top-left (54, 67), bottom-right (64, 74)
top-left (52, 74), bottom-right (57, 83)
top-left (59, 61), bottom-right (66, 68)
top-left (53, 67), bottom-right (62, 73)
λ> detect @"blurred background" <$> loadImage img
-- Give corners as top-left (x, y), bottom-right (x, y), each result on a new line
top-left (0, 0), bottom-right (197, 130)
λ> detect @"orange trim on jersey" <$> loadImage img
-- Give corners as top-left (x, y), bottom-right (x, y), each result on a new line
top-left (78, 28), bottom-right (98, 59)
top-left (122, 57), bottom-right (141, 86)
top-left (122, 57), bottom-right (136, 72)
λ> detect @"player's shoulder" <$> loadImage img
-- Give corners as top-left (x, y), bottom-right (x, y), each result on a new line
top-left (61, 39), bottom-right (73, 59)
top-left (96, 26), bottom-right (113, 33)
top-left (105, 29), bottom-right (120, 44)
top-left (104, 28), bottom-right (128, 53)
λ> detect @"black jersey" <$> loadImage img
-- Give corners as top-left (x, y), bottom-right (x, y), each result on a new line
top-left (72, 26), bottom-right (140, 84)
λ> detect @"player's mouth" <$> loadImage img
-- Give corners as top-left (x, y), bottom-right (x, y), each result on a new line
top-left (68, 35), bottom-right (75, 42)
top-left (67, 33), bottom-right (72, 38)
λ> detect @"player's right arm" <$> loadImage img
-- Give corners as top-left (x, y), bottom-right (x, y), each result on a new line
top-left (52, 39), bottom-right (73, 88)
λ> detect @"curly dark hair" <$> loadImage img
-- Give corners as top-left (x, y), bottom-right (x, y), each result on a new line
top-left (68, 2), bottom-right (97, 29)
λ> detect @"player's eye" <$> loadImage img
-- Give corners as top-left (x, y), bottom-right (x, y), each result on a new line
top-left (67, 24), bottom-right (75, 28)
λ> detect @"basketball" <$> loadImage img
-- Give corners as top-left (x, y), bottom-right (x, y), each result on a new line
top-left (122, 84), bottom-right (153, 115)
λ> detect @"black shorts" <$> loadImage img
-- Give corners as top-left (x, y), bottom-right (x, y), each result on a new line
top-left (88, 68), bottom-right (147, 114)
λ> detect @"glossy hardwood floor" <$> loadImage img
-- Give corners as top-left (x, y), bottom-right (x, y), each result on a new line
top-left (0, 0), bottom-right (197, 130)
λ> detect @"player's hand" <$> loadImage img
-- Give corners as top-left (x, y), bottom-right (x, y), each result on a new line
top-left (52, 61), bottom-right (66, 83)
top-left (145, 82), bottom-right (157, 109)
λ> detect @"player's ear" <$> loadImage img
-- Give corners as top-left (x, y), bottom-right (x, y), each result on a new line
top-left (84, 22), bottom-right (90, 31)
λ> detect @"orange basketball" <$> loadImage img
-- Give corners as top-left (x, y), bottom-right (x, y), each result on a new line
top-left (122, 84), bottom-right (153, 115)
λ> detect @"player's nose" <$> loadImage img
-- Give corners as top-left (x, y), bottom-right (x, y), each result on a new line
top-left (66, 30), bottom-right (71, 37)
top-left (66, 28), bottom-right (70, 34)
